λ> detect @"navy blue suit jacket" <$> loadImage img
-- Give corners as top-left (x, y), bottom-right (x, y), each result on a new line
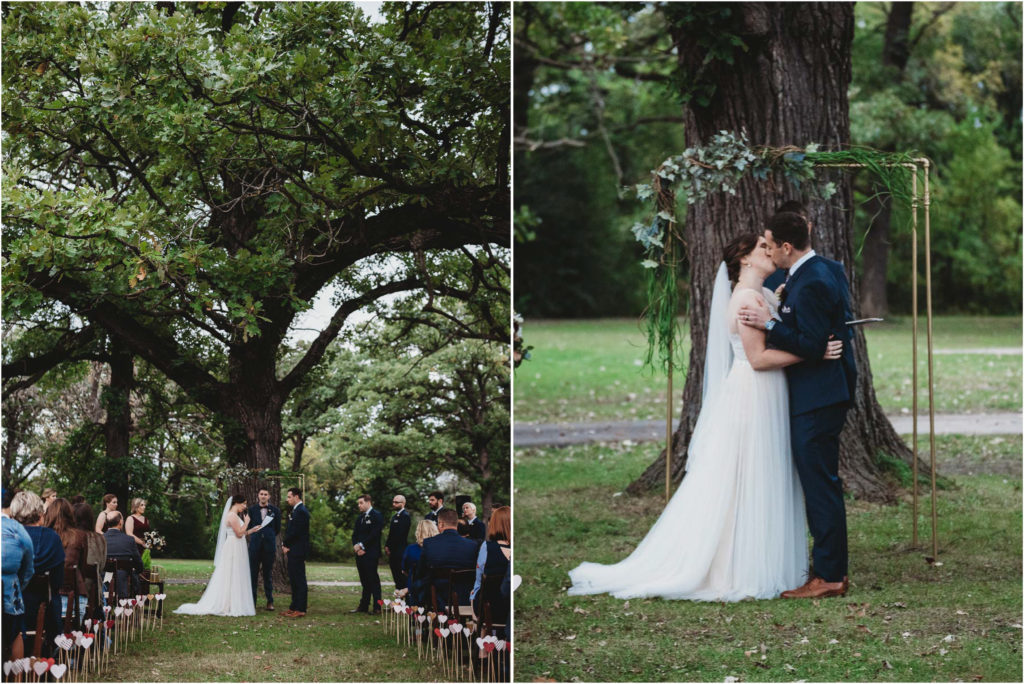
top-left (764, 267), bottom-right (786, 292)
top-left (351, 508), bottom-right (384, 552)
top-left (767, 255), bottom-right (857, 415)
top-left (283, 503), bottom-right (310, 559)
top-left (416, 529), bottom-right (478, 606)
top-left (246, 504), bottom-right (281, 553)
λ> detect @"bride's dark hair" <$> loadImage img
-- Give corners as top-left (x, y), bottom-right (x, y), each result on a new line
top-left (232, 494), bottom-right (247, 505)
top-left (722, 233), bottom-right (761, 285)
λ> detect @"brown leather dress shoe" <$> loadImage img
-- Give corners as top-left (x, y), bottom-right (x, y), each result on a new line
top-left (280, 609), bottom-right (296, 616)
top-left (780, 575), bottom-right (849, 599)
top-left (285, 610), bottom-right (306, 618)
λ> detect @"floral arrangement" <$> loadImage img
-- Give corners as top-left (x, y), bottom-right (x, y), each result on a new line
top-left (141, 529), bottom-right (166, 570)
top-left (631, 130), bottom-right (921, 373)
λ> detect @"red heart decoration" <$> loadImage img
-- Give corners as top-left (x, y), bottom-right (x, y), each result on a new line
top-left (433, 628), bottom-right (442, 638)
top-left (46, 659), bottom-right (55, 666)
top-left (484, 642), bottom-right (496, 652)
top-left (405, 607), bottom-right (413, 615)
top-left (84, 633), bottom-right (95, 639)
top-left (377, 599), bottom-right (383, 605)
top-left (105, 620), bottom-right (115, 629)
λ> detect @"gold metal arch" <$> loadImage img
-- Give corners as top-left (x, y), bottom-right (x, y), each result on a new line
top-left (664, 158), bottom-right (938, 559)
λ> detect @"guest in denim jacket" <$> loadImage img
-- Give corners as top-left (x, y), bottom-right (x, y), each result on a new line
top-left (3, 488), bottom-right (35, 662)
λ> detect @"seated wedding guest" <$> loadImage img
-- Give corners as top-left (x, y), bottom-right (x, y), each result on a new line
top-left (44, 498), bottom-right (88, 621)
top-left (11, 491), bottom-right (64, 654)
top-left (3, 489), bottom-right (34, 663)
top-left (103, 512), bottom-right (144, 597)
top-left (94, 493), bottom-right (118, 534)
top-left (124, 498), bottom-right (150, 550)
top-left (470, 505), bottom-right (510, 627)
top-left (73, 502), bottom-right (106, 619)
top-left (462, 502), bottom-right (486, 543)
top-left (40, 488), bottom-right (57, 513)
top-left (400, 520), bottom-right (438, 602)
top-left (416, 509), bottom-right (478, 608)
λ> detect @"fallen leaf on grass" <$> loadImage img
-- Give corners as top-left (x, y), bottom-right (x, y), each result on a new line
top-left (882, 661), bottom-right (893, 670)
top-left (943, 634), bottom-right (956, 643)
top-left (828, 639), bottom-right (839, 645)
top-left (564, 635), bottom-right (576, 641)
top-left (856, 624), bottom-right (872, 634)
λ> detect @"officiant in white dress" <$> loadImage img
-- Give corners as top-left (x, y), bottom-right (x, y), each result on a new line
top-left (174, 495), bottom-right (258, 617)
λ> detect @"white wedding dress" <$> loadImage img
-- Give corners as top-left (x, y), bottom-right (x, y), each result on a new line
top-left (174, 504), bottom-right (255, 617)
top-left (568, 269), bottom-right (808, 601)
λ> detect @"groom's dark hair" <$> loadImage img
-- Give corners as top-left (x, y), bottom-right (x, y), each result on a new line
top-left (358, 494), bottom-right (372, 504)
top-left (776, 200), bottom-right (808, 219)
top-left (288, 486), bottom-right (302, 499)
top-left (767, 212), bottom-right (810, 250)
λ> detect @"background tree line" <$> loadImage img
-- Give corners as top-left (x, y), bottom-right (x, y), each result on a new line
top-left (514, 1), bottom-right (1022, 318)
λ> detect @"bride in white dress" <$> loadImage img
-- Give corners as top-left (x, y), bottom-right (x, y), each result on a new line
top-left (568, 234), bottom-right (843, 601)
top-left (175, 495), bottom-right (256, 616)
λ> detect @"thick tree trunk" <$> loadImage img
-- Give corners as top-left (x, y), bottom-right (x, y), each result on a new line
top-left (858, 2), bottom-right (914, 317)
top-left (104, 340), bottom-right (134, 503)
top-left (627, 3), bottom-right (913, 503)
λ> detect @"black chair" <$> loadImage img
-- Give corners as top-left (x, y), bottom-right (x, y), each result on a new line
top-left (23, 572), bottom-right (51, 658)
top-left (429, 568), bottom-right (475, 620)
top-left (479, 573), bottom-right (509, 637)
top-left (59, 563), bottom-right (82, 632)
top-left (104, 557), bottom-right (135, 606)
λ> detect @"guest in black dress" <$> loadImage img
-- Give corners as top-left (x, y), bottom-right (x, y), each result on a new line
top-left (470, 506), bottom-right (510, 629)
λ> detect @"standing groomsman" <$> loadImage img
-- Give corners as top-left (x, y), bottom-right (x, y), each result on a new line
top-left (247, 487), bottom-right (281, 610)
top-left (384, 494), bottom-right (411, 590)
top-left (282, 487), bottom-right (309, 618)
top-left (350, 494), bottom-right (384, 614)
top-left (424, 491), bottom-right (446, 523)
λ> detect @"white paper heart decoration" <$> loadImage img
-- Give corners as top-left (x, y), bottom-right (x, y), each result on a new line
top-left (124, 609), bottom-right (133, 617)
top-left (9, 661), bottom-right (21, 675)
top-left (417, 606), bottom-right (424, 615)
top-left (476, 637), bottom-right (485, 649)
top-left (19, 658), bottom-right (31, 672)
top-left (383, 599), bottom-right (391, 606)
top-left (72, 631), bottom-right (83, 639)
top-left (33, 661), bottom-right (50, 676)
top-left (118, 599), bottom-right (128, 607)
top-left (438, 614), bottom-right (448, 624)
top-left (156, 593), bottom-right (166, 600)
top-left (50, 663), bottom-right (67, 680)
top-left (80, 637), bottom-right (94, 649)
top-left (496, 640), bottom-right (506, 651)
top-left (417, 615), bottom-right (426, 623)
top-left (440, 628), bottom-right (450, 638)
top-left (4, 662), bottom-right (12, 676)
top-left (114, 607), bottom-right (124, 617)
top-left (103, 605), bottom-right (111, 614)
top-left (84, 619), bottom-right (93, 630)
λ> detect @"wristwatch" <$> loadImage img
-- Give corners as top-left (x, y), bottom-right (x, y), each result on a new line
top-left (765, 319), bottom-right (776, 332)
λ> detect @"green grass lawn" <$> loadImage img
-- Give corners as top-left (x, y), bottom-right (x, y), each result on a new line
top-left (97, 565), bottom-right (447, 682)
top-left (155, 558), bottom-right (362, 584)
top-left (513, 435), bottom-right (1023, 682)
top-left (514, 316), bottom-right (1022, 422)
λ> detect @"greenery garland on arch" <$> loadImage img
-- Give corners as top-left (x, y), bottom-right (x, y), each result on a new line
top-left (631, 130), bottom-right (923, 373)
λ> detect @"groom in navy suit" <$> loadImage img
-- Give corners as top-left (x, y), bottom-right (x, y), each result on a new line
top-left (740, 210), bottom-right (857, 599)
top-left (246, 487), bottom-right (281, 610)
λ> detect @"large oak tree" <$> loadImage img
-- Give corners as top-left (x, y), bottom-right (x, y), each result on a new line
top-left (3, 2), bottom-right (510, 502)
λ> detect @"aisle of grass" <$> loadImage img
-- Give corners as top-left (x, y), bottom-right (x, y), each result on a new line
top-left (100, 576), bottom-right (443, 682)
top-left (513, 435), bottom-right (1023, 682)
top-left (156, 558), bottom-right (362, 583)
top-left (514, 316), bottom-right (1022, 422)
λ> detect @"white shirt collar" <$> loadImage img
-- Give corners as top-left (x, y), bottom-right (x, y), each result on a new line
top-left (466, 516), bottom-right (477, 524)
top-left (789, 249), bottom-right (817, 277)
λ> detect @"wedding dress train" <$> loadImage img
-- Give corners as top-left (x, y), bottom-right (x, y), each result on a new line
top-left (175, 507), bottom-right (255, 617)
top-left (568, 282), bottom-right (808, 602)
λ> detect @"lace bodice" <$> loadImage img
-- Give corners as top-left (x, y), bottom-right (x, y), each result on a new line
top-left (729, 333), bottom-right (748, 361)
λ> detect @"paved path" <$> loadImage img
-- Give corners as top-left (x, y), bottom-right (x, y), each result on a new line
top-left (515, 412), bottom-right (1022, 447)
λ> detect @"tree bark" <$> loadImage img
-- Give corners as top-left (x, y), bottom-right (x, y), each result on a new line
top-left (103, 339), bottom-right (134, 503)
top-left (627, 2), bottom-right (913, 503)
top-left (859, 2), bottom-right (914, 317)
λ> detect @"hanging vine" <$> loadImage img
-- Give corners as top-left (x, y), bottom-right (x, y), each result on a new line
top-left (632, 130), bottom-right (923, 373)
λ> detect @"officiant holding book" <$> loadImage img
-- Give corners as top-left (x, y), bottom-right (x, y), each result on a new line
top-left (246, 487), bottom-right (281, 611)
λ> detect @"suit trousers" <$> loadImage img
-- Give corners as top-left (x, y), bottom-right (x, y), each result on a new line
top-left (791, 402), bottom-right (851, 583)
top-left (356, 548), bottom-right (382, 609)
top-left (388, 546), bottom-right (407, 590)
top-left (249, 543), bottom-right (275, 603)
top-left (287, 554), bottom-right (307, 612)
